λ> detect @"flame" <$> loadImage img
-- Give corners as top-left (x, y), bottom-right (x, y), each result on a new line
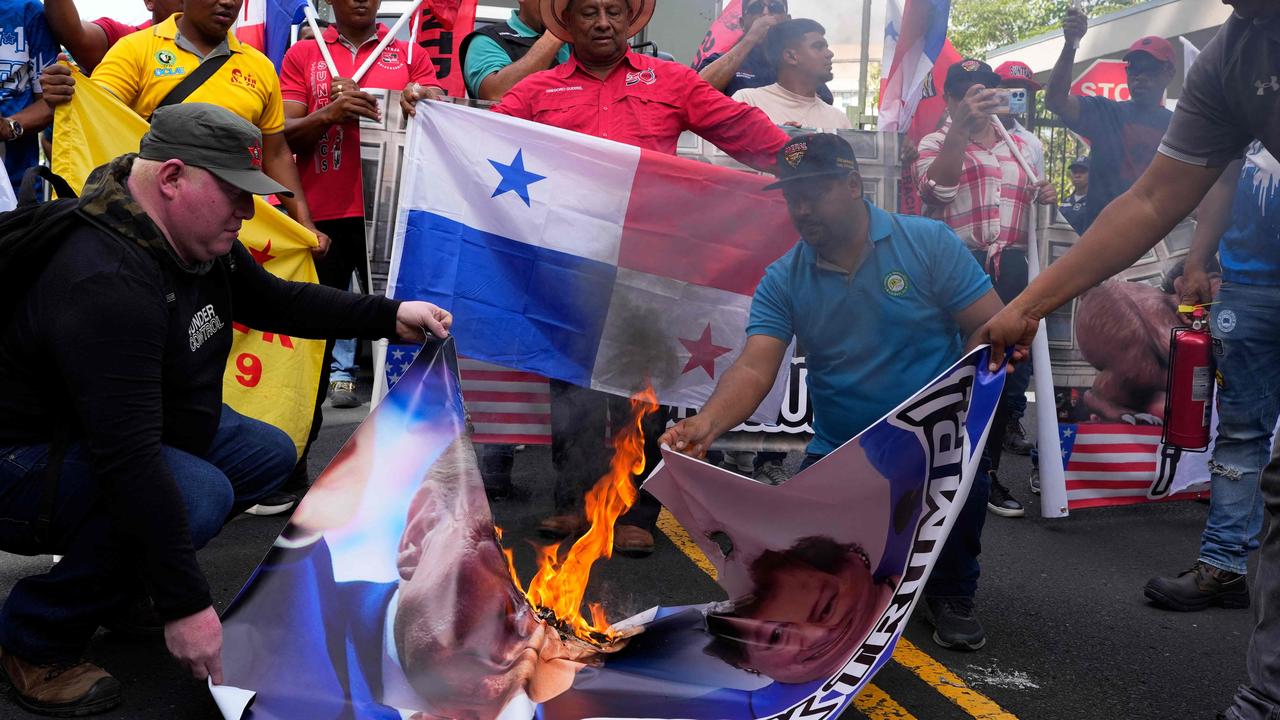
top-left (501, 384), bottom-right (659, 643)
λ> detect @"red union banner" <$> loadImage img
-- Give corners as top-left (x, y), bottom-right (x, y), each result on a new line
top-left (1071, 58), bottom-right (1131, 101)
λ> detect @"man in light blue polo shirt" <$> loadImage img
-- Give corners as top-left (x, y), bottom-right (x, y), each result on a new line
top-left (662, 133), bottom-right (1004, 651)
top-left (460, 0), bottom-right (570, 101)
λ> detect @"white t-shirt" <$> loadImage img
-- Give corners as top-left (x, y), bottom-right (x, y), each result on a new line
top-left (732, 83), bottom-right (853, 131)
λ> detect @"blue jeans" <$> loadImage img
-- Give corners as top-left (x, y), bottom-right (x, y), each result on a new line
top-left (1200, 282), bottom-right (1280, 575)
top-left (801, 452), bottom-right (990, 599)
top-left (0, 405), bottom-right (293, 663)
top-left (330, 337), bottom-right (358, 383)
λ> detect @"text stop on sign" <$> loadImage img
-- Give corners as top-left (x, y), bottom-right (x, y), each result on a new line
top-left (1070, 59), bottom-right (1131, 101)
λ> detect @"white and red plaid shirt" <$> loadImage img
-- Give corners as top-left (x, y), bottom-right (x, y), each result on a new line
top-left (913, 120), bottom-right (1037, 276)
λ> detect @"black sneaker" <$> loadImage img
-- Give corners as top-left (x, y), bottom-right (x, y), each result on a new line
top-left (1003, 419), bottom-right (1035, 455)
top-left (244, 490), bottom-right (298, 517)
top-left (987, 475), bottom-right (1025, 517)
top-left (924, 596), bottom-right (986, 651)
top-left (328, 380), bottom-right (361, 409)
top-left (753, 461), bottom-right (788, 486)
top-left (1144, 561), bottom-right (1250, 611)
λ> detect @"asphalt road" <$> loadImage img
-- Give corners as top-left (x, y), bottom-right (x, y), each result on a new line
top-left (0, 389), bottom-right (1258, 720)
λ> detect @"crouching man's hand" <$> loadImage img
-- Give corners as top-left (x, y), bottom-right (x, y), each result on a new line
top-left (396, 301), bottom-right (453, 343)
top-left (165, 606), bottom-right (223, 685)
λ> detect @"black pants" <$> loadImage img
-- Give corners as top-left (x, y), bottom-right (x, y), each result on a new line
top-left (292, 217), bottom-right (370, 488)
top-left (974, 248), bottom-right (1031, 475)
top-left (549, 380), bottom-right (665, 530)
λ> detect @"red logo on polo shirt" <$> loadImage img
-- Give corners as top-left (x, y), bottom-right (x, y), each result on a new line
top-left (230, 68), bottom-right (258, 89)
top-left (625, 68), bottom-right (656, 86)
top-left (248, 143), bottom-right (263, 168)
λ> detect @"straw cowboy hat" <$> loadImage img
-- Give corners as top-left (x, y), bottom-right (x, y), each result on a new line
top-left (539, 0), bottom-right (657, 44)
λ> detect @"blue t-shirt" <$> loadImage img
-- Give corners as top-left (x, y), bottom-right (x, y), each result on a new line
top-left (1220, 141), bottom-right (1280, 287)
top-left (746, 201), bottom-right (991, 455)
top-left (1063, 96), bottom-right (1171, 232)
top-left (0, 0), bottom-right (57, 193)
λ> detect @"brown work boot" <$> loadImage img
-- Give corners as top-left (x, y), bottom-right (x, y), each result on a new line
top-left (1144, 561), bottom-right (1250, 611)
top-left (0, 646), bottom-right (122, 717)
top-left (537, 513), bottom-right (587, 539)
top-left (613, 524), bottom-right (655, 557)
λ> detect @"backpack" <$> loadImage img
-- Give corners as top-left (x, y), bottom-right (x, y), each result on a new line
top-left (0, 166), bottom-right (83, 335)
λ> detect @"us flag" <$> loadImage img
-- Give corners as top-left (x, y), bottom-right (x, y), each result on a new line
top-left (1061, 423), bottom-right (1210, 510)
top-left (387, 347), bottom-right (551, 445)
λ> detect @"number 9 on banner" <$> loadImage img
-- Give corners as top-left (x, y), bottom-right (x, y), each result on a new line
top-left (235, 353), bottom-right (263, 388)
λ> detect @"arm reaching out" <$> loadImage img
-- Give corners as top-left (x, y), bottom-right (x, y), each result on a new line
top-left (659, 334), bottom-right (788, 457)
top-left (975, 153), bottom-right (1225, 369)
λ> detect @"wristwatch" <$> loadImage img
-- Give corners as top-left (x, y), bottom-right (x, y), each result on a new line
top-left (3, 118), bottom-right (23, 141)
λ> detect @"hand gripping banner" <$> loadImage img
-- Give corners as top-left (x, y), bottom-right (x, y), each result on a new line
top-left (213, 341), bottom-right (1003, 719)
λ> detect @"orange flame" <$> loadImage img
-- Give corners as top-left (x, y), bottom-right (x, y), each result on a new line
top-left (509, 384), bottom-right (659, 642)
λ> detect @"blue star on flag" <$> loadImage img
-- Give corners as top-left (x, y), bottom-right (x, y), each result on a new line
top-left (489, 149), bottom-right (546, 207)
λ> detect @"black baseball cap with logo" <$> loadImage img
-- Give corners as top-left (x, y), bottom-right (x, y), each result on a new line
top-left (764, 133), bottom-right (861, 190)
top-left (943, 58), bottom-right (1002, 97)
top-left (139, 103), bottom-right (292, 197)
top-left (1068, 156), bottom-right (1090, 171)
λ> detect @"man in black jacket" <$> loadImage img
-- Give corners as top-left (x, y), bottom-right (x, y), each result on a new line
top-left (0, 103), bottom-right (451, 717)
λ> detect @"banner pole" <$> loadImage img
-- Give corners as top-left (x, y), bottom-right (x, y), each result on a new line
top-left (991, 118), bottom-right (1070, 518)
top-left (352, 0), bottom-right (426, 84)
top-left (304, 1), bottom-right (338, 78)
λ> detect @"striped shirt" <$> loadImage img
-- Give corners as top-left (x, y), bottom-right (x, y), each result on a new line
top-left (913, 121), bottom-right (1037, 274)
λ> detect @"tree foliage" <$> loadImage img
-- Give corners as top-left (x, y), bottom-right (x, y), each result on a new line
top-left (949, 0), bottom-right (1146, 58)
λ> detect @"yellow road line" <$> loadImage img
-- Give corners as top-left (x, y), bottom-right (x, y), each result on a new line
top-left (891, 638), bottom-right (1017, 719)
top-left (853, 683), bottom-right (917, 719)
top-left (655, 509), bottom-right (917, 720)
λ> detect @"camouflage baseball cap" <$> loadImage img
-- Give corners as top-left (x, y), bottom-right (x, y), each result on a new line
top-left (139, 103), bottom-right (291, 197)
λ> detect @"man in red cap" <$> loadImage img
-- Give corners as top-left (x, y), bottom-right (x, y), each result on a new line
top-left (494, 0), bottom-right (789, 556)
top-left (1045, 6), bottom-right (1174, 233)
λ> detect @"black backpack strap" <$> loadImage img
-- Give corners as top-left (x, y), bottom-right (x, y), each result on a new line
top-left (17, 166), bottom-right (77, 206)
top-left (156, 53), bottom-right (232, 110)
top-left (32, 424), bottom-right (68, 546)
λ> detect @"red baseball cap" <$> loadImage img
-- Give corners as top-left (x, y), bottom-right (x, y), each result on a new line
top-left (1123, 36), bottom-right (1175, 64)
top-left (994, 60), bottom-right (1042, 91)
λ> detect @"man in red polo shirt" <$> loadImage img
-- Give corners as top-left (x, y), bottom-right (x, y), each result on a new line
top-left (279, 0), bottom-right (443, 487)
top-left (493, 0), bottom-right (789, 555)
top-left (44, 0), bottom-right (182, 74)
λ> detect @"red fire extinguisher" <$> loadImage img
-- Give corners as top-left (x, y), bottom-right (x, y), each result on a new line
top-left (1152, 306), bottom-right (1218, 497)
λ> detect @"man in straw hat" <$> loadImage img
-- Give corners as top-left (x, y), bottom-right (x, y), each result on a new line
top-left (492, 0), bottom-right (790, 557)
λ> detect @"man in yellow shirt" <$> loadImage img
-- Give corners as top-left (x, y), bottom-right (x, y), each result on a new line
top-left (43, 0), bottom-right (326, 250)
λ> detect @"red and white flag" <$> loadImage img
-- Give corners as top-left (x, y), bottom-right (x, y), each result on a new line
top-left (408, 0), bottom-right (478, 97)
top-left (1061, 423), bottom-right (1210, 510)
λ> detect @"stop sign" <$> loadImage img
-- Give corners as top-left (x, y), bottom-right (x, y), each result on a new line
top-left (1071, 59), bottom-right (1130, 101)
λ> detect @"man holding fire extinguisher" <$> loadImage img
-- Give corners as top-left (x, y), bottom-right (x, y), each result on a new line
top-left (1144, 143), bottom-right (1280, 613)
top-left (975, 3), bottom-right (1280, 718)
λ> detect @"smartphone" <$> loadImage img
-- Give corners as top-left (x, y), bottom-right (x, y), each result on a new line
top-left (992, 88), bottom-right (1028, 115)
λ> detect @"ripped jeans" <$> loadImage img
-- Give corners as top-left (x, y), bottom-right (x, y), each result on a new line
top-left (1200, 282), bottom-right (1280, 575)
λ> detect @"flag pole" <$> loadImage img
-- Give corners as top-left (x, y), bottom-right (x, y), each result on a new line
top-left (990, 117), bottom-right (1070, 519)
top-left (352, 0), bottom-right (427, 84)
top-left (304, 1), bottom-right (338, 78)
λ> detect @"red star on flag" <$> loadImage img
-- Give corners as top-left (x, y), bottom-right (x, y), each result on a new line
top-left (248, 239), bottom-right (275, 265)
top-left (679, 323), bottom-right (731, 379)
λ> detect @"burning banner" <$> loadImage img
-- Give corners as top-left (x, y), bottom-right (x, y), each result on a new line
top-left (212, 341), bottom-right (1002, 719)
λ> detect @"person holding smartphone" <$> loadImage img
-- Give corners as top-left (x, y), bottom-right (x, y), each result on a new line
top-left (912, 58), bottom-right (1056, 522)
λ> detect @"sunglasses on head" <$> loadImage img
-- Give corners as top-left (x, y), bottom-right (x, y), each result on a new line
top-left (745, 1), bottom-right (786, 16)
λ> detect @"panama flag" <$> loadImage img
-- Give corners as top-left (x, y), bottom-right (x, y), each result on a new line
top-left (878, 0), bottom-right (952, 132)
top-left (387, 102), bottom-right (796, 419)
top-left (236, 0), bottom-right (306, 71)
